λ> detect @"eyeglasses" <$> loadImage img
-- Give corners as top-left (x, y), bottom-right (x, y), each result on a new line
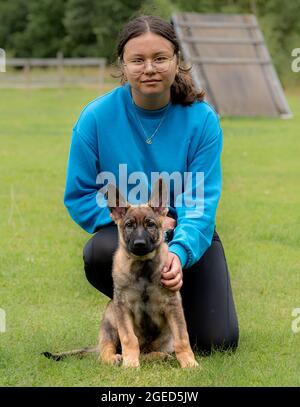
top-left (122, 54), bottom-right (176, 75)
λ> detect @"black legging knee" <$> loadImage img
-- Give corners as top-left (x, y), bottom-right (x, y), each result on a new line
top-left (83, 224), bottom-right (239, 353)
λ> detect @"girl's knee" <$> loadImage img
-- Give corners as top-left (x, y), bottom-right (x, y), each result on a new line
top-left (190, 329), bottom-right (239, 355)
top-left (83, 238), bottom-right (93, 266)
top-left (83, 227), bottom-right (118, 268)
top-left (82, 228), bottom-right (116, 298)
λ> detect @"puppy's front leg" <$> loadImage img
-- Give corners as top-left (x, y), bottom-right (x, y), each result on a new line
top-left (165, 296), bottom-right (199, 369)
top-left (114, 300), bottom-right (140, 368)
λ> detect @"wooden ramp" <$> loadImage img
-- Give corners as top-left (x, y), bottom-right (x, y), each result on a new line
top-left (171, 13), bottom-right (292, 118)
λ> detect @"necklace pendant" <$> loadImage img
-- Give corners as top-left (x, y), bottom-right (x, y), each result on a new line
top-left (146, 138), bottom-right (152, 144)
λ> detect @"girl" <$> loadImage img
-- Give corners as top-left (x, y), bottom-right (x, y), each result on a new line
top-left (64, 15), bottom-right (239, 353)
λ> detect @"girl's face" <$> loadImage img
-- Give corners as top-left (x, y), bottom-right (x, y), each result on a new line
top-left (122, 32), bottom-right (179, 109)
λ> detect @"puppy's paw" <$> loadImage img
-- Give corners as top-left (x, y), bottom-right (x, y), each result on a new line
top-left (122, 357), bottom-right (140, 368)
top-left (99, 353), bottom-right (122, 366)
top-left (177, 353), bottom-right (200, 369)
top-left (112, 353), bottom-right (123, 366)
top-left (181, 358), bottom-right (199, 369)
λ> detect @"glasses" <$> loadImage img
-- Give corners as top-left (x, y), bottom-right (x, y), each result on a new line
top-left (122, 54), bottom-right (175, 75)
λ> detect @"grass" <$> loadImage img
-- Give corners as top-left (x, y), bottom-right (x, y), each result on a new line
top-left (0, 85), bottom-right (299, 387)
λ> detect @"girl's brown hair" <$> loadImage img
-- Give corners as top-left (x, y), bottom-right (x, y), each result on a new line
top-left (116, 15), bottom-right (205, 105)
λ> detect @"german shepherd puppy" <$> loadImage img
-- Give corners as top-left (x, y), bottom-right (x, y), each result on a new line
top-left (44, 179), bottom-right (198, 368)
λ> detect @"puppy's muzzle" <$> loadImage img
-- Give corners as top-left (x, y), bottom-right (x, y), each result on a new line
top-left (131, 238), bottom-right (151, 256)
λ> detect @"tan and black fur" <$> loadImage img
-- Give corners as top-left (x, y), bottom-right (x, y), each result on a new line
top-left (44, 179), bottom-right (198, 368)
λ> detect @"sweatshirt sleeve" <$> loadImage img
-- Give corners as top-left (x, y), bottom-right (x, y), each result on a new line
top-left (168, 108), bottom-right (223, 269)
top-left (64, 112), bottom-right (112, 233)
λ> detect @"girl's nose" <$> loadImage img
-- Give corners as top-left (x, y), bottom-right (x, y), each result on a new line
top-left (144, 60), bottom-right (156, 73)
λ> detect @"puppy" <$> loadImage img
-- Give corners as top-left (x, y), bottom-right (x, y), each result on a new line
top-left (44, 179), bottom-right (198, 368)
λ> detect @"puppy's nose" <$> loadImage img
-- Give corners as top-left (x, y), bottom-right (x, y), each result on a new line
top-left (133, 239), bottom-right (147, 249)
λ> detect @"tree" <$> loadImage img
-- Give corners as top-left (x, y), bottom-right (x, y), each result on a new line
top-left (22, 0), bottom-right (66, 57)
top-left (93, 0), bottom-right (144, 62)
top-left (63, 0), bottom-right (98, 57)
top-left (0, 0), bottom-right (299, 84)
top-left (0, 0), bottom-right (28, 56)
top-left (62, 0), bottom-right (145, 60)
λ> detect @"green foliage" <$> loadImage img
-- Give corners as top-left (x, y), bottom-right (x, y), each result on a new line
top-left (140, 0), bottom-right (178, 19)
top-left (257, 0), bottom-right (300, 86)
top-left (0, 0), bottom-right (29, 57)
top-left (63, 0), bottom-right (98, 57)
top-left (92, 0), bottom-right (145, 63)
top-left (0, 0), bottom-right (299, 83)
top-left (51, 0), bottom-right (145, 62)
top-left (23, 0), bottom-right (66, 57)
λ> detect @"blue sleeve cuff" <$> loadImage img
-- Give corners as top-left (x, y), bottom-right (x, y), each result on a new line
top-left (168, 244), bottom-right (189, 269)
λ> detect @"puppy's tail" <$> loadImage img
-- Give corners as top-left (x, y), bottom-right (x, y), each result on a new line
top-left (42, 345), bottom-right (99, 361)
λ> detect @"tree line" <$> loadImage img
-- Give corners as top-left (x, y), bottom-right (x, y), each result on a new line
top-left (0, 0), bottom-right (299, 84)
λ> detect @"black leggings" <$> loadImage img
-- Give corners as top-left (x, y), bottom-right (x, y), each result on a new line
top-left (83, 225), bottom-right (239, 353)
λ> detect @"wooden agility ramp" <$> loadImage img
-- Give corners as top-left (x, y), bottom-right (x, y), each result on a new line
top-left (172, 13), bottom-right (292, 118)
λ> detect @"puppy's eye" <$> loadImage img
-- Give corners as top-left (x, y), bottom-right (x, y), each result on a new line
top-left (125, 220), bottom-right (135, 228)
top-left (145, 219), bottom-right (156, 228)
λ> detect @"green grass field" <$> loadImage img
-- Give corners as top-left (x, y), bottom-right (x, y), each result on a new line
top-left (0, 85), bottom-right (299, 386)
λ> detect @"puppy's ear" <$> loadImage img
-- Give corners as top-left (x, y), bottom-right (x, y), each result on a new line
top-left (148, 178), bottom-right (168, 217)
top-left (105, 184), bottom-right (130, 221)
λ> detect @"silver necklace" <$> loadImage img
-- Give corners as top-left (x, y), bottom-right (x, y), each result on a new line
top-left (131, 98), bottom-right (171, 145)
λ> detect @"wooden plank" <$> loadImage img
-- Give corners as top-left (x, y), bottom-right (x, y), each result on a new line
top-left (6, 58), bottom-right (28, 66)
top-left (174, 13), bottom-right (220, 111)
top-left (63, 58), bottom-right (106, 66)
top-left (190, 57), bottom-right (271, 64)
top-left (176, 21), bottom-right (258, 29)
top-left (6, 58), bottom-right (106, 67)
top-left (204, 64), bottom-right (279, 116)
top-left (172, 13), bottom-right (206, 91)
top-left (245, 14), bottom-right (292, 118)
top-left (172, 12), bottom-right (292, 117)
top-left (3, 57), bottom-right (107, 89)
top-left (30, 59), bottom-right (58, 66)
top-left (181, 37), bottom-right (264, 45)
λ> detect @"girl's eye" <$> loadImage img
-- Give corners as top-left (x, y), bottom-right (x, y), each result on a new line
top-left (130, 59), bottom-right (143, 64)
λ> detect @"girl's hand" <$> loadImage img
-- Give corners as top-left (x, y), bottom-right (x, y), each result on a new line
top-left (161, 252), bottom-right (183, 292)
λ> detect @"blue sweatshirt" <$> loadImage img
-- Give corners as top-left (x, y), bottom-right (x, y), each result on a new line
top-left (64, 83), bottom-right (223, 269)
